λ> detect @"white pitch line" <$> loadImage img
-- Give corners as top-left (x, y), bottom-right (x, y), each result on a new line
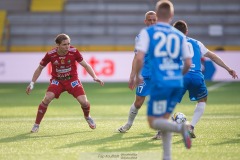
top-left (208, 82), bottom-right (230, 92)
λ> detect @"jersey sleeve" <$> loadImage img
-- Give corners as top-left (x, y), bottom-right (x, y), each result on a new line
top-left (40, 53), bottom-right (50, 67)
top-left (197, 41), bottom-right (209, 56)
top-left (134, 35), bottom-right (139, 54)
top-left (181, 37), bottom-right (192, 59)
top-left (135, 29), bottom-right (149, 54)
top-left (75, 49), bottom-right (83, 63)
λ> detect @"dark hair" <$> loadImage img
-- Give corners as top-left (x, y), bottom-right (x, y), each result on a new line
top-left (173, 20), bottom-right (188, 34)
top-left (55, 33), bottom-right (70, 44)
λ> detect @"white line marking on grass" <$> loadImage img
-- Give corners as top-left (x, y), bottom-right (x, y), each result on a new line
top-left (208, 82), bottom-right (231, 92)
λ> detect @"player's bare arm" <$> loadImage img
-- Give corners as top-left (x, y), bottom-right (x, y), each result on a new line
top-left (205, 51), bottom-right (238, 79)
top-left (128, 54), bottom-right (138, 90)
top-left (182, 58), bottom-right (192, 75)
top-left (26, 65), bottom-right (44, 95)
top-left (79, 60), bottom-right (104, 86)
top-left (134, 51), bottom-right (145, 86)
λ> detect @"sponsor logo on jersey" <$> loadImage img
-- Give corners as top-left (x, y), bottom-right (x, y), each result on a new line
top-left (60, 66), bottom-right (65, 69)
top-left (51, 80), bottom-right (59, 85)
top-left (57, 72), bottom-right (70, 78)
top-left (71, 80), bottom-right (79, 88)
top-left (56, 67), bottom-right (71, 73)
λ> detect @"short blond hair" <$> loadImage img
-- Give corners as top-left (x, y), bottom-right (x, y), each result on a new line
top-left (145, 11), bottom-right (156, 20)
top-left (155, 0), bottom-right (174, 20)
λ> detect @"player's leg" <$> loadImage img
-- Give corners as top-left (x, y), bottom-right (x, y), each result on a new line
top-left (67, 79), bottom-right (96, 129)
top-left (152, 86), bottom-right (186, 140)
top-left (189, 77), bottom-right (208, 138)
top-left (31, 91), bottom-right (55, 133)
top-left (76, 95), bottom-right (90, 117)
top-left (31, 80), bottom-right (62, 133)
top-left (118, 95), bottom-right (145, 132)
top-left (148, 87), bottom-right (191, 159)
top-left (161, 131), bottom-right (172, 160)
top-left (190, 97), bottom-right (207, 138)
top-left (128, 95), bottom-right (145, 125)
top-left (118, 78), bottom-right (150, 133)
top-left (76, 95), bottom-right (96, 129)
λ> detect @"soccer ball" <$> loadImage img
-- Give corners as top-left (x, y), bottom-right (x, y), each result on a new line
top-left (172, 112), bottom-right (187, 124)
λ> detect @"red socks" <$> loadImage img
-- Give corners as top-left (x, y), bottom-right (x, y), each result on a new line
top-left (35, 102), bottom-right (48, 124)
top-left (81, 102), bottom-right (90, 117)
top-left (34, 102), bottom-right (90, 124)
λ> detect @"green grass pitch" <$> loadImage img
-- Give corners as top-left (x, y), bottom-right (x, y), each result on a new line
top-left (0, 82), bottom-right (240, 160)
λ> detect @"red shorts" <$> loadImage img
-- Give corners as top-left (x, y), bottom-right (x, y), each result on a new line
top-left (47, 78), bottom-right (85, 99)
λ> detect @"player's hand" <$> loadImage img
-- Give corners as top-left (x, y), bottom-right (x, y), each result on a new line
top-left (128, 78), bottom-right (135, 90)
top-left (26, 82), bottom-right (34, 95)
top-left (229, 69), bottom-right (238, 79)
top-left (93, 77), bottom-right (104, 86)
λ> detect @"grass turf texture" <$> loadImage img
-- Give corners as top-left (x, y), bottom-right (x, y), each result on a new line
top-left (0, 82), bottom-right (240, 160)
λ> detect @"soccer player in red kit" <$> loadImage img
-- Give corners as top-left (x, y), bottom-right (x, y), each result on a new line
top-left (26, 33), bottom-right (104, 133)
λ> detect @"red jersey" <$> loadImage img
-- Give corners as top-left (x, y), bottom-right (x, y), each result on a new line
top-left (40, 46), bottom-right (83, 79)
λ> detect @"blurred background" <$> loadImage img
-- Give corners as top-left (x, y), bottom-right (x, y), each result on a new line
top-left (0, 0), bottom-right (239, 82)
top-left (0, 0), bottom-right (239, 52)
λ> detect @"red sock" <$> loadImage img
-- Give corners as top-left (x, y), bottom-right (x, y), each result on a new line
top-left (35, 102), bottom-right (48, 124)
top-left (81, 102), bottom-right (90, 117)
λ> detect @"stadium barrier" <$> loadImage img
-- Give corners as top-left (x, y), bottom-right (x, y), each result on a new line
top-left (9, 45), bottom-right (135, 52)
top-left (6, 45), bottom-right (240, 52)
top-left (0, 51), bottom-right (239, 83)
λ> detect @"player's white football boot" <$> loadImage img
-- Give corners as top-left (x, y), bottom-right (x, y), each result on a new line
top-left (152, 130), bottom-right (162, 140)
top-left (85, 116), bottom-right (96, 129)
top-left (118, 124), bottom-right (132, 133)
top-left (30, 124), bottom-right (39, 133)
top-left (181, 122), bottom-right (192, 149)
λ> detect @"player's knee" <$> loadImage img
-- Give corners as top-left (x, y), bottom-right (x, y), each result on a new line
top-left (134, 100), bottom-right (144, 109)
top-left (147, 117), bottom-right (155, 129)
top-left (81, 101), bottom-right (90, 108)
top-left (134, 103), bottom-right (142, 109)
top-left (43, 97), bottom-right (52, 105)
top-left (198, 96), bottom-right (207, 102)
top-left (43, 94), bottom-right (54, 104)
top-left (148, 121), bottom-right (155, 129)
